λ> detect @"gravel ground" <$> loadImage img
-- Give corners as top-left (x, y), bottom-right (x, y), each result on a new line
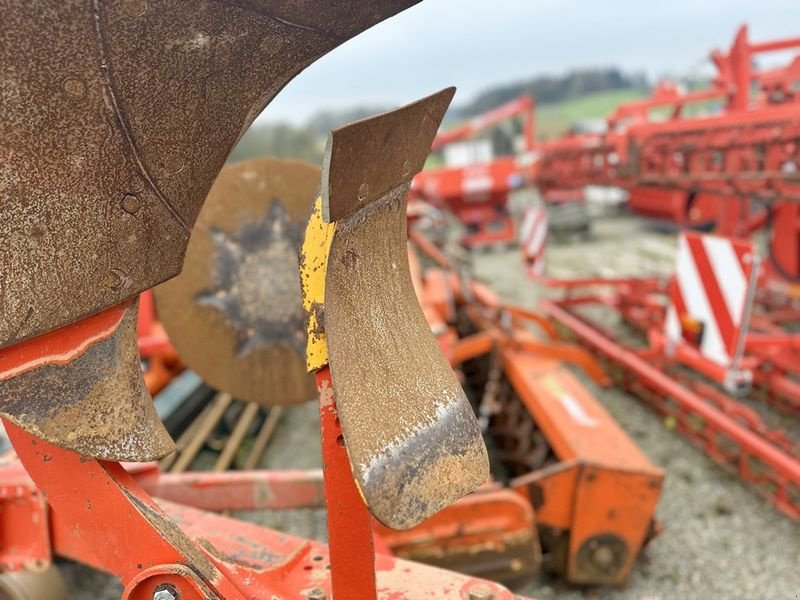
top-left (62, 211), bottom-right (799, 599)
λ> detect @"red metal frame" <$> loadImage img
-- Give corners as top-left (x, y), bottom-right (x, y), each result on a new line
top-left (541, 298), bottom-right (800, 519)
top-left (519, 26), bottom-right (800, 520)
top-left (407, 238), bottom-right (664, 585)
top-left (412, 96), bottom-right (536, 249)
top-left (137, 291), bottom-right (184, 395)
top-left (0, 314), bottom-right (525, 599)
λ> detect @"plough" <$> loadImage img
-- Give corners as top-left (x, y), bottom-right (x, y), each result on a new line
top-left (138, 157), bottom-right (664, 588)
top-left (522, 24), bottom-right (800, 519)
top-left (0, 3), bottom-right (532, 598)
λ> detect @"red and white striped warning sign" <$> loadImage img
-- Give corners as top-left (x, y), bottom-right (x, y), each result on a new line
top-left (665, 232), bottom-right (758, 368)
top-left (520, 205), bottom-right (548, 278)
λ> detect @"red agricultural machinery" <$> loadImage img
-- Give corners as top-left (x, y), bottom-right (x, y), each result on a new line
top-left (0, 4), bottom-right (539, 599)
top-left (133, 157), bottom-right (666, 590)
top-left (400, 228), bottom-right (664, 585)
top-left (412, 95), bottom-right (536, 249)
top-left (523, 25), bottom-right (800, 520)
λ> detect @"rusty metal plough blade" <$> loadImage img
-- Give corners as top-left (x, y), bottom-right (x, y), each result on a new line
top-left (313, 89), bottom-right (490, 530)
top-left (0, 0), bottom-right (420, 460)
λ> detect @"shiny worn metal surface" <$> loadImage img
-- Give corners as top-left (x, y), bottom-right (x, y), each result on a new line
top-left (321, 91), bottom-right (489, 530)
top-left (155, 158), bottom-right (318, 406)
top-left (0, 0), bottom-right (421, 349)
top-left (0, 300), bottom-right (174, 461)
top-left (322, 88), bottom-right (456, 222)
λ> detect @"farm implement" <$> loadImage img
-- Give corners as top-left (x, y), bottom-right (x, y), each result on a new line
top-left (411, 95), bottom-right (536, 249)
top-left (523, 25), bottom-right (800, 519)
top-left (397, 224), bottom-right (664, 586)
top-left (127, 156), bottom-right (666, 589)
top-left (0, 3), bottom-right (536, 598)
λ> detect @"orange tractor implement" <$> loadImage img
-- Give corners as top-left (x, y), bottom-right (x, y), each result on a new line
top-left (0, 4), bottom-right (534, 598)
top-left (412, 95), bottom-right (536, 249)
top-left (399, 225), bottom-right (664, 586)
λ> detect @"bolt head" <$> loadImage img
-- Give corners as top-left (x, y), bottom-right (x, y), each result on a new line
top-left (153, 585), bottom-right (178, 600)
top-left (306, 589), bottom-right (326, 600)
top-left (466, 584), bottom-right (495, 600)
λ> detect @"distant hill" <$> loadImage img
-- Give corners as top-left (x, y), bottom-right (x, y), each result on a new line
top-left (228, 67), bottom-right (652, 164)
top-left (306, 106), bottom-right (393, 138)
top-left (536, 88), bottom-right (648, 139)
top-left (460, 67), bottom-right (649, 118)
top-left (227, 123), bottom-right (324, 166)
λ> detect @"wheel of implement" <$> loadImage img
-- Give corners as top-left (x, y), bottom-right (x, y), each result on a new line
top-left (155, 158), bottom-right (319, 406)
top-left (0, 565), bottom-right (67, 600)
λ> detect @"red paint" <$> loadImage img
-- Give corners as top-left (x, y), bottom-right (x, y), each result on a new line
top-left (0, 301), bottom-right (130, 380)
top-left (317, 366), bottom-right (378, 599)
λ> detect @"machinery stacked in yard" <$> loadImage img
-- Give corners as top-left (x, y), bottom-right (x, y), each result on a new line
top-left (534, 25), bottom-right (800, 236)
top-left (411, 95), bottom-right (536, 249)
top-left (0, 5), bottom-right (537, 599)
top-left (129, 155), bottom-right (665, 589)
top-left (522, 25), bottom-right (800, 519)
top-left (401, 226), bottom-right (664, 586)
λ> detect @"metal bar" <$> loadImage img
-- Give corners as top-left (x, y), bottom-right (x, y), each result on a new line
top-left (137, 469), bottom-right (325, 511)
top-left (213, 402), bottom-right (260, 472)
top-left (316, 367), bottom-right (377, 600)
top-left (242, 406), bottom-right (284, 470)
top-left (159, 401), bottom-right (214, 471)
top-left (542, 300), bottom-right (800, 519)
top-left (171, 392), bottom-right (233, 474)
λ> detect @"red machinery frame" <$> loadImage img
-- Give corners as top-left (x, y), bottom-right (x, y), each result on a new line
top-left (412, 95), bottom-right (536, 249)
top-left (522, 26), bottom-right (800, 521)
top-left (138, 291), bottom-right (184, 396)
top-left (0, 306), bottom-right (523, 599)
top-left (405, 230), bottom-right (664, 585)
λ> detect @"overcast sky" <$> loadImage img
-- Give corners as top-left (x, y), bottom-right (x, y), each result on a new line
top-left (259, 0), bottom-right (798, 124)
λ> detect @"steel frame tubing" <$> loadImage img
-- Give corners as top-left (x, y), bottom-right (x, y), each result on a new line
top-left (542, 299), bottom-right (800, 519)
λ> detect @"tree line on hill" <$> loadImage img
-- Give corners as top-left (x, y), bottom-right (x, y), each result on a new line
top-left (228, 67), bottom-right (650, 165)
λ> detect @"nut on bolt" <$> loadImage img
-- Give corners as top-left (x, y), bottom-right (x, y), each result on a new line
top-left (466, 584), bottom-right (495, 600)
top-left (153, 584), bottom-right (179, 600)
top-left (306, 589), bottom-right (326, 600)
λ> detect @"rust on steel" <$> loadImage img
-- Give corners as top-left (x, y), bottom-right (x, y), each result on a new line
top-left (0, 299), bottom-right (174, 461)
top-left (0, 0), bottom-right (420, 460)
top-left (0, 0), bottom-right (422, 349)
top-left (155, 158), bottom-right (318, 406)
top-left (321, 89), bottom-right (489, 530)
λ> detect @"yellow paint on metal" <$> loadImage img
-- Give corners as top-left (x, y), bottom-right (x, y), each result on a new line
top-left (300, 197), bottom-right (335, 371)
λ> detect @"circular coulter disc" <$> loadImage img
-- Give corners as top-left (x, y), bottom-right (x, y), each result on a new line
top-left (155, 158), bottom-right (319, 406)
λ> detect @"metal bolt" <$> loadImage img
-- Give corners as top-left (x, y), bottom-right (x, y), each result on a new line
top-left (465, 584), bottom-right (495, 600)
top-left (306, 589), bottom-right (326, 600)
top-left (153, 584), bottom-right (178, 600)
top-left (591, 544), bottom-right (615, 570)
top-left (102, 270), bottom-right (125, 290)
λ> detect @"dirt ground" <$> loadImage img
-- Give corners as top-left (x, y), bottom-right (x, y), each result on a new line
top-left (62, 208), bottom-right (799, 599)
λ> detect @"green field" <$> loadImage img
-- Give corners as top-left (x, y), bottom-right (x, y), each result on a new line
top-left (535, 88), bottom-right (648, 139)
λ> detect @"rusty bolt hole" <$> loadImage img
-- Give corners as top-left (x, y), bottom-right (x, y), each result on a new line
top-left (122, 193), bottom-right (142, 215)
top-left (336, 435), bottom-right (345, 447)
